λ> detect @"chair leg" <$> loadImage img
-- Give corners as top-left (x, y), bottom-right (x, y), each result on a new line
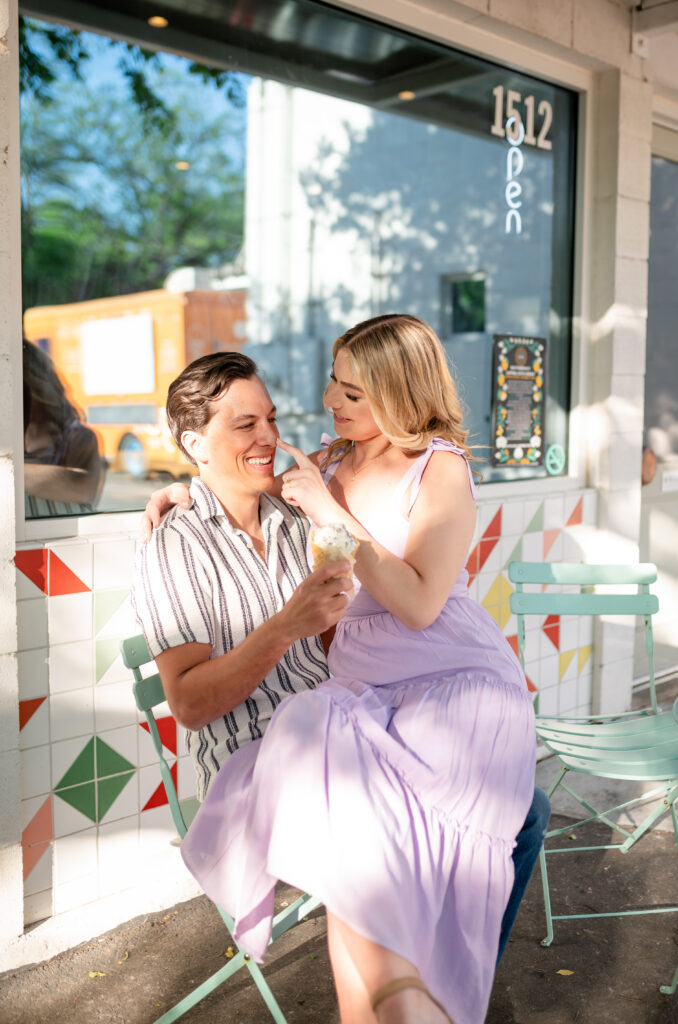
top-left (619, 782), bottom-right (678, 853)
top-left (245, 958), bottom-right (290, 1024)
top-left (539, 846), bottom-right (554, 947)
top-left (660, 964), bottom-right (678, 996)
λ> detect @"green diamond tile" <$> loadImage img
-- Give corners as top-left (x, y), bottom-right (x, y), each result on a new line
top-left (96, 638), bottom-right (122, 683)
top-left (55, 781), bottom-right (97, 822)
top-left (94, 589), bottom-right (129, 636)
top-left (96, 737), bottom-right (135, 779)
top-left (97, 772), bottom-right (135, 820)
top-left (504, 537), bottom-right (523, 569)
top-left (55, 738), bottom-right (95, 790)
top-left (525, 503), bottom-right (544, 534)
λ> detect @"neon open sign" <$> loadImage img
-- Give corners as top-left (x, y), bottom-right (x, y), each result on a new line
top-left (491, 87), bottom-right (554, 235)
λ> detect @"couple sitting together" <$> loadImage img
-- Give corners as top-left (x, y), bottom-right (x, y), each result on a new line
top-left (134, 313), bottom-right (548, 1024)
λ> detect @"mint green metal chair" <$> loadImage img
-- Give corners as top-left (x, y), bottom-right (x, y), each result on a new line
top-left (508, 562), bottom-right (678, 995)
top-left (121, 634), bottom-right (322, 1024)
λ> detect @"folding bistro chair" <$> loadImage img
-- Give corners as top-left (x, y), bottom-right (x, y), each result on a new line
top-left (508, 562), bottom-right (678, 995)
top-left (121, 634), bottom-right (322, 1024)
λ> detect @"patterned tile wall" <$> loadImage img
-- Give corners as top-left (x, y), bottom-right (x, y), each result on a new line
top-left (15, 487), bottom-right (596, 926)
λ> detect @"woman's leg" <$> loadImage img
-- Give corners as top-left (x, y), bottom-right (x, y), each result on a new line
top-left (326, 911), bottom-right (452, 1024)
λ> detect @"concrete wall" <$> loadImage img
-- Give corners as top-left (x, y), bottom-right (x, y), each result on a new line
top-left (0, 0), bottom-right (670, 965)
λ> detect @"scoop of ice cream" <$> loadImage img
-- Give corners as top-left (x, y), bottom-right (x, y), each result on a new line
top-left (309, 523), bottom-right (358, 569)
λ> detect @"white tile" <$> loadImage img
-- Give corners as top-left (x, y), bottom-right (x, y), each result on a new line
top-left (99, 772), bottom-right (139, 823)
top-left (24, 888), bottom-right (53, 926)
top-left (521, 499), bottom-right (542, 532)
top-left (53, 792), bottom-right (95, 839)
top-left (97, 817), bottom-right (139, 898)
top-left (521, 532), bottom-right (542, 562)
top-left (537, 685), bottom-right (559, 716)
top-left (48, 593), bottom-right (93, 646)
top-left (17, 598), bottom-right (48, 652)
top-left (476, 503), bottom-right (501, 535)
top-left (49, 641), bottom-right (94, 693)
top-left (50, 689), bottom-right (94, 744)
top-left (54, 827), bottom-right (98, 887)
top-left (139, 763), bottom-right (171, 811)
top-left (500, 500), bottom-right (523, 537)
top-left (18, 648), bottom-right (49, 700)
top-left (53, 872), bottom-right (98, 915)
top-left (176, 726), bottom-right (189, 759)
top-left (15, 565), bottom-right (44, 601)
top-left (558, 677), bottom-right (578, 715)
top-left (93, 540), bottom-right (136, 590)
top-left (51, 736), bottom-right (91, 790)
top-left (94, 683), bottom-right (138, 734)
top-left (139, 804), bottom-right (179, 851)
top-left (19, 699), bottom-right (49, 751)
top-left (21, 744), bottom-right (51, 800)
top-left (138, 723), bottom-right (160, 768)
top-left (544, 496), bottom-right (565, 530)
top-left (538, 654), bottom-right (559, 689)
top-left (178, 756), bottom-right (196, 801)
top-left (24, 843), bottom-right (53, 897)
top-left (560, 617), bottom-right (579, 651)
top-left (49, 542), bottom-right (93, 590)
top-left (582, 491), bottom-right (596, 525)
top-left (21, 794), bottom-right (49, 832)
top-left (99, 725), bottom-right (138, 769)
top-left (577, 672), bottom-right (593, 712)
top-left (95, 595), bottom-right (136, 641)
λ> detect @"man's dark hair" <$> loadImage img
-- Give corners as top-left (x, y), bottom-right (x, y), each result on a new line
top-left (167, 351), bottom-right (258, 464)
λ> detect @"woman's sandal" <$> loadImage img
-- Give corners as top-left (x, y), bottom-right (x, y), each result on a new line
top-left (370, 976), bottom-right (454, 1023)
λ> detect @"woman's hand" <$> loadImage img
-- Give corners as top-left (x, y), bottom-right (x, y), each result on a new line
top-left (140, 482), bottom-right (191, 542)
top-left (278, 439), bottom-right (341, 524)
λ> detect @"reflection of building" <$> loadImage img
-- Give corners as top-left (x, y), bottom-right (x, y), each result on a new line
top-left (24, 285), bottom-right (247, 479)
top-left (4, 0), bottom-right (678, 975)
top-left (244, 78), bottom-right (565, 466)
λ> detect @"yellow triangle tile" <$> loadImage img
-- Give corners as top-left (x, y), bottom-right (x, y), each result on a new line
top-left (578, 645), bottom-right (593, 672)
top-left (559, 650), bottom-right (576, 680)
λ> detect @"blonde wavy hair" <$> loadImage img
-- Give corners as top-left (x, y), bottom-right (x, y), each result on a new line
top-left (322, 313), bottom-right (476, 473)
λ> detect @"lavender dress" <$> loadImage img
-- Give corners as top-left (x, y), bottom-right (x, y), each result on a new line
top-left (181, 439), bottom-right (536, 1024)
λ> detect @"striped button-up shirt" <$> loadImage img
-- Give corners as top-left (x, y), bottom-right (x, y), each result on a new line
top-left (132, 477), bottom-right (329, 800)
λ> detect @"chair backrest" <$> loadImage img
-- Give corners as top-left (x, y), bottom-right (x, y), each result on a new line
top-left (120, 634), bottom-right (190, 838)
top-left (508, 562), bottom-right (659, 713)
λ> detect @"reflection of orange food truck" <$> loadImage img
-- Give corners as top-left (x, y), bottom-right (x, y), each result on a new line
top-left (23, 287), bottom-right (246, 478)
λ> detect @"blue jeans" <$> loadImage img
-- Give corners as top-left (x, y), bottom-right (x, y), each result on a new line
top-left (496, 786), bottom-right (551, 964)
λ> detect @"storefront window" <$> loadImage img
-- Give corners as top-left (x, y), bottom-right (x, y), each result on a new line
top-left (20, 0), bottom-right (577, 516)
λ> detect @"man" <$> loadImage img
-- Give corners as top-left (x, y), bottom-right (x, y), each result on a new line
top-left (135, 350), bottom-right (549, 956)
top-left (133, 351), bottom-right (351, 801)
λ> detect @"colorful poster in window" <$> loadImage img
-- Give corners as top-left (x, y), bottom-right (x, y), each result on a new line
top-left (491, 334), bottom-right (546, 466)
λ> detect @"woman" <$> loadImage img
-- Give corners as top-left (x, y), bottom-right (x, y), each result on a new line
top-left (23, 339), bottom-right (105, 516)
top-left (148, 314), bottom-right (536, 1024)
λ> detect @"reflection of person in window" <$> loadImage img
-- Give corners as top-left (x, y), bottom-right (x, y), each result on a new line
top-left (23, 339), bottom-right (105, 517)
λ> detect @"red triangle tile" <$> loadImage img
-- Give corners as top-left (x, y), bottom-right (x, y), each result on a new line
top-left (506, 634), bottom-right (520, 658)
top-left (141, 716), bottom-right (177, 756)
top-left (48, 551), bottom-right (90, 596)
top-left (526, 674), bottom-right (537, 694)
top-left (19, 697), bottom-right (46, 731)
top-left (23, 840), bottom-right (50, 881)
top-left (482, 507), bottom-right (503, 540)
top-left (542, 614), bottom-right (560, 650)
top-left (466, 544), bottom-right (480, 583)
top-left (478, 535), bottom-right (500, 571)
top-left (567, 497), bottom-right (583, 527)
top-left (14, 549), bottom-right (48, 594)
top-left (143, 761), bottom-right (177, 812)
top-left (22, 796), bottom-right (53, 849)
top-left (543, 529), bottom-right (560, 559)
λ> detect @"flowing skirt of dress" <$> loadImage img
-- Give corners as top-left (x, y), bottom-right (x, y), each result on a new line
top-left (181, 591), bottom-right (535, 1024)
